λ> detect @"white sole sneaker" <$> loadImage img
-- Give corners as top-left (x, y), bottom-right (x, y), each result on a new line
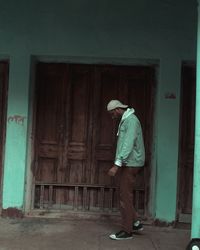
top-left (109, 233), bottom-right (133, 240)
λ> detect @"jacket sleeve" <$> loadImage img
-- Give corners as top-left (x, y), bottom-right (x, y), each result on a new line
top-left (115, 117), bottom-right (138, 166)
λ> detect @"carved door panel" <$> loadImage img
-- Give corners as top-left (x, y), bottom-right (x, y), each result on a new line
top-left (63, 64), bottom-right (94, 208)
top-left (178, 65), bottom-right (196, 220)
top-left (0, 62), bottom-right (8, 199)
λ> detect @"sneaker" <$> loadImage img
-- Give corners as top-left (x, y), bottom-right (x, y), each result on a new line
top-left (132, 220), bottom-right (143, 232)
top-left (109, 230), bottom-right (133, 240)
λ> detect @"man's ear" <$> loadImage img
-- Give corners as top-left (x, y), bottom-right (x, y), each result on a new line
top-left (116, 108), bottom-right (122, 114)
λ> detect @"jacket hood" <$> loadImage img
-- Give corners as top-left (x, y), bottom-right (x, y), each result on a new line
top-left (121, 108), bottom-right (135, 121)
top-left (117, 108), bottom-right (135, 135)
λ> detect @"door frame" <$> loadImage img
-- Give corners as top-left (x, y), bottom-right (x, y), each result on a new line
top-left (25, 57), bottom-right (158, 218)
top-left (177, 61), bottom-right (196, 223)
top-left (0, 61), bottom-right (9, 211)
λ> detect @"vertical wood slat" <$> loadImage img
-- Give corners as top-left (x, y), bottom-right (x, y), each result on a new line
top-left (74, 186), bottom-right (79, 210)
top-left (100, 187), bottom-right (105, 211)
top-left (109, 188), bottom-right (113, 211)
top-left (83, 186), bottom-right (88, 210)
top-left (49, 185), bottom-right (53, 207)
top-left (40, 185), bottom-right (45, 209)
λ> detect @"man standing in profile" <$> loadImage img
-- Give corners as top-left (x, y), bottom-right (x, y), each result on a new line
top-left (107, 99), bottom-right (145, 240)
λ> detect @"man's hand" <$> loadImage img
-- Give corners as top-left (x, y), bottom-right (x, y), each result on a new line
top-left (108, 165), bottom-right (119, 177)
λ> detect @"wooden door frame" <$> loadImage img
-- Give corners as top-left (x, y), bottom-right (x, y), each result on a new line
top-left (24, 58), bottom-right (42, 213)
top-left (25, 59), bottom-right (157, 218)
top-left (177, 62), bottom-right (196, 223)
top-left (0, 61), bottom-right (9, 210)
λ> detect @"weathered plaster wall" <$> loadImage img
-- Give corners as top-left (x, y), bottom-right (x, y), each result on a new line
top-left (0, 0), bottom-right (197, 221)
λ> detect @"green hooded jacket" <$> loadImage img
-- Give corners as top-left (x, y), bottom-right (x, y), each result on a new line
top-left (114, 108), bottom-right (145, 167)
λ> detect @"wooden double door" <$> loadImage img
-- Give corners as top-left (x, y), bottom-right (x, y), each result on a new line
top-left (33, 63), bottom-right (155, 214)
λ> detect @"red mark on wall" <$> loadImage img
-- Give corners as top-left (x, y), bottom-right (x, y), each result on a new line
top-left (8, 115), bottom-right (27, 125)
top-left (165, 93), bottom-right (176, 99)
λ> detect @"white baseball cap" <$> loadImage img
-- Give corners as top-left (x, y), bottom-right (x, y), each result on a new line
top-left (107, 100), bottom-right (128, 111)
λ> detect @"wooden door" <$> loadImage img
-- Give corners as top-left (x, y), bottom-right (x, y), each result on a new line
top-left (63, 64), bottom-right (94, 209)
top-left (91, 66), bottom-right (154, 212)
top-left (0, 62), bottom-right (8, 204)
top-left (178, 65), bottom-right (196, 221)
top-left (33, 63), bottom-right (155, 215)
top-left (34, 63), bottom-right (68, 208)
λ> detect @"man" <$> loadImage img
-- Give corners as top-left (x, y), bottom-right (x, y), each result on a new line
top-left (107, 99), bottom-right (145, 240)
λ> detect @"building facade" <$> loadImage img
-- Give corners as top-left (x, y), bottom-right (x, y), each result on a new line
top-left (0, 0), bottom-right (197, 223)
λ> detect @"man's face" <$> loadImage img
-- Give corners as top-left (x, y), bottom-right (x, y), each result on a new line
top-left (108, 108), bottom-right (120, 119)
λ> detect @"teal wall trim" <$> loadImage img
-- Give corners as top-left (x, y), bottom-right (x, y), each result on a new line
top-left (2, 54), bottom-right (30, 209)
top-left (191, 1), bottom-right (200, 239)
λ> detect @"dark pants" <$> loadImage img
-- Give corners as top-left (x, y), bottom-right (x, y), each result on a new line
top-left (119, 166), bottom-right (141, 233)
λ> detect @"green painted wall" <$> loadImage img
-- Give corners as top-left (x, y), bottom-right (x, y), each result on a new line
top-left (2, 54), bottom-right (30, 208)
top-left (0, 0), bottom-right (197, 220)
top-left (155, 59), bottom-right (181, 221)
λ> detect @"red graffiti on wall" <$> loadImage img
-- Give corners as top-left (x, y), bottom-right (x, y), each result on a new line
top-left (165, 93), bottom-right (176, 99)
top-left (8, 115), bottom-right (27, 125)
